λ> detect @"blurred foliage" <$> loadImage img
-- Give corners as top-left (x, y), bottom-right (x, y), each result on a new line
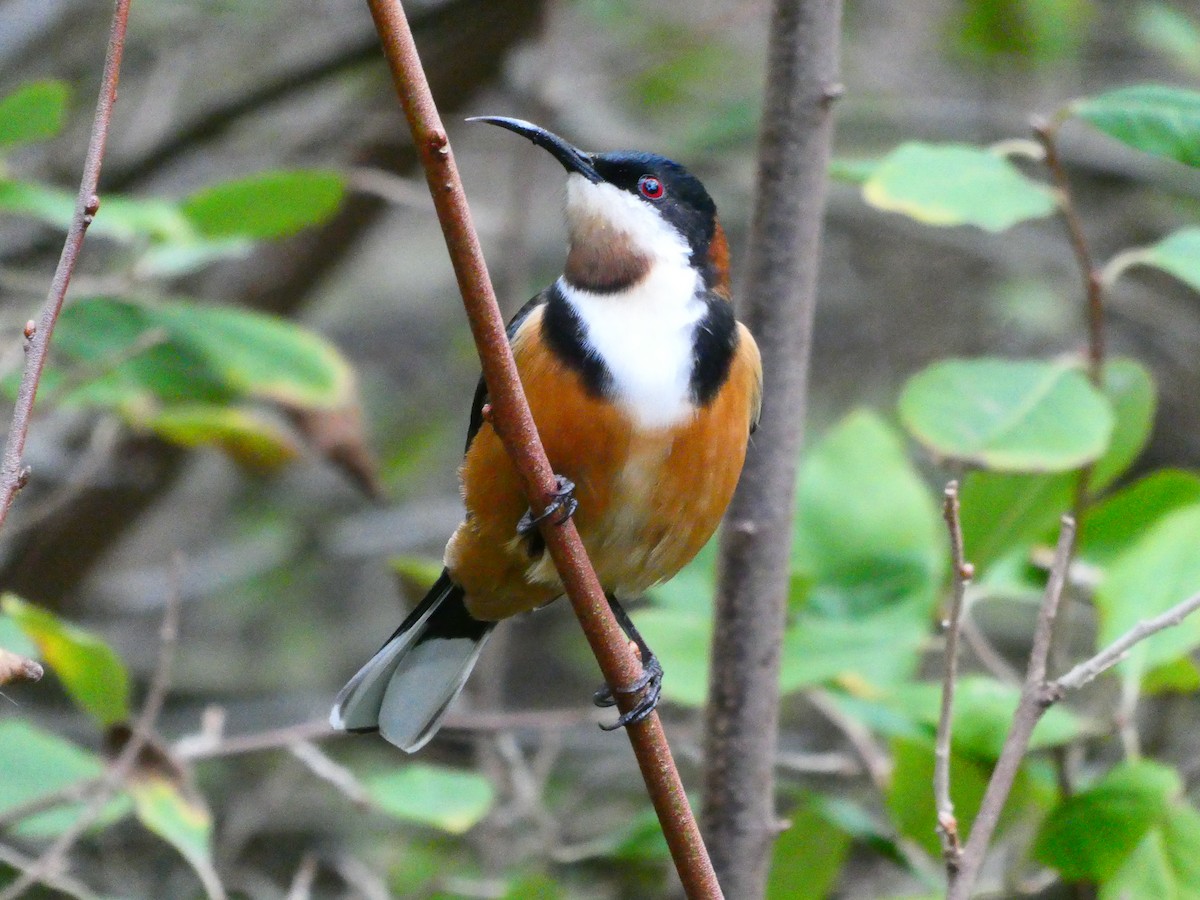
top-left (3, 8), bottom-right (1200, 897)
top-left (950, 0), bottom-right (1096, 68)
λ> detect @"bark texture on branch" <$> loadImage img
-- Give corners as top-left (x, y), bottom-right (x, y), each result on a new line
top-left (701, 0), bottom-right (843, 895)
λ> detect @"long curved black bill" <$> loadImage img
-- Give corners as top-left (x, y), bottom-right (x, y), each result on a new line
top-left (468, 116), bottom-right (602, 184)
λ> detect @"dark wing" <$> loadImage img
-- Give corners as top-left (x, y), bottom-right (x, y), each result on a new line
top-left (463, 291), bottom-right (548, 454)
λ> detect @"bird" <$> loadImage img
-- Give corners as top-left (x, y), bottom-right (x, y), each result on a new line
top-left (331, 116), bottom-right (762, 752)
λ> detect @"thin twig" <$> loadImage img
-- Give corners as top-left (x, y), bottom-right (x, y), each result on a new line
top-left (807, 688), bottom-right (891, 792)
top-left (1055, 590), bottom-right (1200, 691)
top-left (947, 517), bottom-right (1075, 900)
top-left (284, 854), bottom-right (319, 900)
top-left (362, 3), bottom-right (721, 897)
top-left (1034, 116), bottom-right (1105, 803)
top-left (1033, 119), bottom-right (1103, 385)
top-left (0, 779), bottom-right (100, 834)
top-left (0, 0), bottom-right (131, 535)
top-left (174, 708), bottom-right (588, 761)
top-left (0, 842), bottom-right (98, 900)
top-left (960, 613), bottom-right (1021, 686)
top-left (289, 741), bottom-right (371, 808)
top-left (934, 481), bottom-right (972, 870)
top-left (0, 552), bottom-right (182, 900)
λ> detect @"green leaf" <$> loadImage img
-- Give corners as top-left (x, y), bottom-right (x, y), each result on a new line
top-left (1073, 85), bottom-right (1200, 167)
top-left (1142, 657), bottom-right (1200, 695)
top-left (130, 774), bottom-right (222, 900)
top-left (959, 471), bottom-right (1074, 573)
top-left (1093, 503), bottom-right (1200, 686)
top-left (1091, 358), bottom-right (1156, 489)
top-left (953, 0), bottom-right (1095, 67)
top-left (0, 80), bottom-right (69, 149)
top-left (0, 720), bottom-right (128, 838)
top-left (1127, 227), bottom-right (1200, 295)
top-left (957, 358), bottom-right (1154, 572)
top-left (0, 612), bottom-right (38, 658)
top-left (181, 170), bottom-right (346, 240)
top-left (363, 764), bottom-right (494, 834)
top-left (767, 796), bottom-right (851, 900)
top-left (1079, 470), bottom-right (1200, 569)
top-left (830, 157), bottom-right (879, 184)
top-left (48, 297), bottom-right (355, 413)
top-left (2, 594), bottom-right (129, 726)
top-left (607, 809), bottom-right (671, 863)
top-left (781, 603), bottom-right (929, 695)
top-left (884, 676), bottom-right (1087, 761)
top-left (862, 142), bottom-right (1056, 232)
top-left (633, 606), bottom-right (711, 706)
top-left (1035, 760), bottom-right (1181, 882)
top-left (0, 179), bottom-right (193, 243)
top-left (899, 358), bottom-right (1113, 472)
top-left (138, 404), bottom-right (301, 470)
top-left (1134, 4), bottom-right (1200, 76)
top-left (792, 410), bottom-right (945, 617)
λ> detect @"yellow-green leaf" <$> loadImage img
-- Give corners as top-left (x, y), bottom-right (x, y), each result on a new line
top-left (138, 404), bottom-right (301, 470)
top-left (2, 595), bottom-right (129, 726)
top-left (130, 774), bottom-right (222, 899)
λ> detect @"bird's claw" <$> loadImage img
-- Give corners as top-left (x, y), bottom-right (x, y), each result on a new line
top-left (594, 655), bottom-right (664, 730)
top-left (517, 475), bottom-right (577, 536)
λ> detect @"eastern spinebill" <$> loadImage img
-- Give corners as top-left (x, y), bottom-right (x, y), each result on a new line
top-left (331, 117), bottom-right (762, 752)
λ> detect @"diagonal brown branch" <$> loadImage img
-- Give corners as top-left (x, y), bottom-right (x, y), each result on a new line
top-left (0, 0), bottom-right (132, 536)
top-left (361, 2), bottom-right (720, 896)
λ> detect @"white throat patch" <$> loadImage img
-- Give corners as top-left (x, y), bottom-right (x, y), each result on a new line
top-left (559, 176), bottom-right (706, 430)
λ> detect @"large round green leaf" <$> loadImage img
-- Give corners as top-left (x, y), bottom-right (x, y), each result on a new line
top-left (899, 358), bottom-right (1114, 472)
top-left (1072, 85), bottom-right (1200, 168)
top-left (862, 142), bottom-right (1056, 232)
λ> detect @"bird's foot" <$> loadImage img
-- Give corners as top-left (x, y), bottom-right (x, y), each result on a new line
top-left (517, 475), bottom-right (577, 536)
top-left (594, 653), bottom-right (664, 730)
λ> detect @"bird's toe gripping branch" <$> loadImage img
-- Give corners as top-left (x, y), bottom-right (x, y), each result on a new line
top-left (517, 474), bottom-right (578, 536)
top-left (594, 595), bottom-right (664, 730)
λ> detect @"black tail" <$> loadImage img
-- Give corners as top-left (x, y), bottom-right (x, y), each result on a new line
top-left (330, 570), bottom-right (494, 752)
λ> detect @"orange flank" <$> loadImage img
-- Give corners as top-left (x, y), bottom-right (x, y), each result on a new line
top-left (445, 305), bottom-right (761, 621)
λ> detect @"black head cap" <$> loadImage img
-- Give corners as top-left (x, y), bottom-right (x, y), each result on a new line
top-left (469, 116), bottom-right (723, 284)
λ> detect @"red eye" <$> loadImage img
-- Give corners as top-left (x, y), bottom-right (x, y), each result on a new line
top-left (638, 175), bottom-right (665, 200)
